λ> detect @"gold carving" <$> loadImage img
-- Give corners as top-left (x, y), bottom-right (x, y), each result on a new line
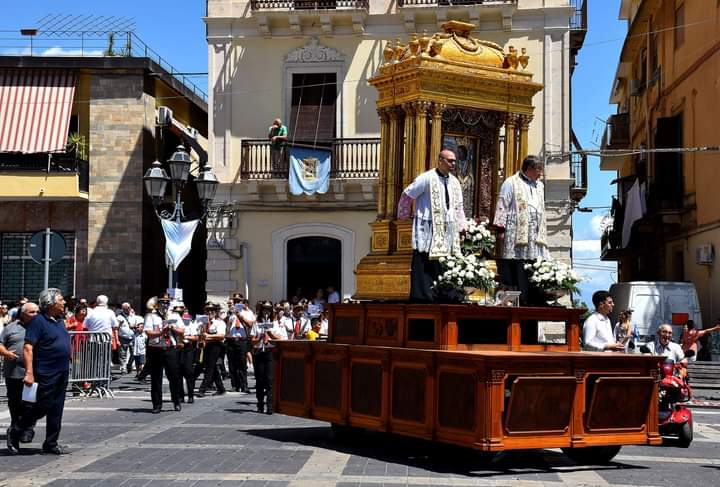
top-left (519, 48), bottom-right (529, 70)
top-left (504, 46), bottom-right (519, 70)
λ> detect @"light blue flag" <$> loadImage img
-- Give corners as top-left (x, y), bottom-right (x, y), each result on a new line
top-left (288, 146), bottom-right (331, 196)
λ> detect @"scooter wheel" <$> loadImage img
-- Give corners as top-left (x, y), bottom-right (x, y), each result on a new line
top-left (678, 422), bottom-right (693, 448)
top-left (561, 445), bottom-right (622, 465)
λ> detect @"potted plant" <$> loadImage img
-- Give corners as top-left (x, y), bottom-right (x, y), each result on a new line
top-left (434, 253), bottom-right (497, 303)
top-left (460, 217), bottom-right (495, 256)
top-left (523, 259), bottom-right (581, 306)
top-left (66, 133), bottom-right (88, 160)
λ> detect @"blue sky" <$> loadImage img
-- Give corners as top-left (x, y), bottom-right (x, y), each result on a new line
top-left (4, 0), bottom-right (625, 306)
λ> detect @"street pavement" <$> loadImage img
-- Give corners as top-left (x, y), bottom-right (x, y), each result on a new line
top-left (2, 372), bottom-right (720, 487)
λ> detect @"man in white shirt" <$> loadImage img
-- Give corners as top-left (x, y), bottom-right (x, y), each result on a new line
top-left (83, 295), bottom-right (118, 334)
top-left (582, 291), bottom-right (625, 352)
top-left (645, 324), bottom-right (686, 364)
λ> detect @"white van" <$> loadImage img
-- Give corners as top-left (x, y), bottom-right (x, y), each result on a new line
top-left (609, 281), bottom-right (702, 344)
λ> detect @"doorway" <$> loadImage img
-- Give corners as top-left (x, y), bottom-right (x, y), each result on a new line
top-left (286, 236), bottom-right (341, 301)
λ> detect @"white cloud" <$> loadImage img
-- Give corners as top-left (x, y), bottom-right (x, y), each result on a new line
top-left (572, 239), bottom-right (617, 305)
top-left (573, 239), bottom-right (600, 255)
top-left (40, 47), bottom-right (104, 57)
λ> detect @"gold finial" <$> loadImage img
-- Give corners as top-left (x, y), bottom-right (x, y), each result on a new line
top-left (518, 47), bottom-right (529, 70)
top-left (429, 33), bottom-right (443, 57)
top-left (504, 45), bottom-right (519, 70)
top-left (419, 30), bottom-right (430, 54)
top-left (383, 41), bottom-right (395, 63)
top-left (409, 33), bottom-right (420, 57)
top-left (394, 38), bottom-right (404, 61)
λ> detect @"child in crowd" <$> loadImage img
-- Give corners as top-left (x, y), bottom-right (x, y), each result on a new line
top-left (132, 321), bottom-right (147, 377)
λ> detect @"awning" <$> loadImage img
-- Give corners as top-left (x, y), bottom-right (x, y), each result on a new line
top-left (0, 69), bottom-right (76, 153)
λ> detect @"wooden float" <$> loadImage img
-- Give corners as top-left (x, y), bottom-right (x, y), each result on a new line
top-left (273, 304), bottom-right (662, 462)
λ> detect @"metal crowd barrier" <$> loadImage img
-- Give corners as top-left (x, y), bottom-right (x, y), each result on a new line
top-left (68, 331), bottom-right (114, 398)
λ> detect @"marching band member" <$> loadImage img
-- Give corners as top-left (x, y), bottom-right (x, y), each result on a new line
top-left (144, 297), bottom-right (183, 413)
top-left (226, 301), bottom-right (256, 393)
top-left (250, 307), bottom-right (286, 414)
top-left (197, 302), bottom-right (226, 397)
top-left (177, 306), bottom-right (199, 403)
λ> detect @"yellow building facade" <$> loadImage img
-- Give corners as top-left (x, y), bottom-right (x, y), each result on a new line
top-left (601, 0), bottom-right (720, 333)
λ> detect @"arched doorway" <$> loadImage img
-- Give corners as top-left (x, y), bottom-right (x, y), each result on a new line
top-left (286, 236), bottom-right (341, 301)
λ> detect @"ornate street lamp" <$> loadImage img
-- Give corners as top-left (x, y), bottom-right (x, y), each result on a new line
top-left (143, 144), bottom-right (218, 289)
top-left (143, 160), bottom-right (170, 207)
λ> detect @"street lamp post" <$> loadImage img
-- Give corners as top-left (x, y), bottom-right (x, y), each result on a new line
top-left (143, 145), bottom-right (218, 290)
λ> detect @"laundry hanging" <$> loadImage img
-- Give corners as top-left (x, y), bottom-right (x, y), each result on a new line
top-left (161, 219), bottom-right (200, 270)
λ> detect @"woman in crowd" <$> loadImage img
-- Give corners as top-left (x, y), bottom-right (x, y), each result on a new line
top-left (681, 319), bottom-right (720, 362)
top-left (613, 309), bottom-right (639, 353)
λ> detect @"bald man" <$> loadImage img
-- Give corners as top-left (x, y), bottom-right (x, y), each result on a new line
top-left (398, 149), bottom-right (467, 302)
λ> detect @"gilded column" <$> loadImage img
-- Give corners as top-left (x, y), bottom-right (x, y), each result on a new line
top-left (402, 102), bottom-right (416, 188)
top-left (412, 101), bottom-right (430, 178)
top-left (376, 108), bottom-right (389, 220)
top-left (517, 114), bottom-right (533, 171)
top-left (429, 102), bottom-right (445, 165)
top-left (386, 108), bottom-right (401, 219)
top-left (504, 113), bottom-right (518, 175)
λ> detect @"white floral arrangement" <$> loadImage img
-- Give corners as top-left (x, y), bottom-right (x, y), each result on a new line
top-left (460, 218), bottom-right (496, 256)
top-left (523, 259), bottom-right (581, 293)
top-left (435, 253), bottom-right (497, 292)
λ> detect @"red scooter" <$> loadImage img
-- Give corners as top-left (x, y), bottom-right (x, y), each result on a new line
top-left (657, 353), bottom-right (694, 447)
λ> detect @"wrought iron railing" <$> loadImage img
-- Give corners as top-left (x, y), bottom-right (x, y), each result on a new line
top-left (0, 30), bottom-right (207, 102)
top-left (0, 152), bottom-right (89, 193)
top-left (240, 138), bottom-right (379, 180)
top-left (399, 0), bottom-right (517, 6)
top-left (570, 0), bottom-right (588, 31)
top-left (601, 113), bottom-right (630, 150)
top-left (250, 0), bottom-right (369, 10)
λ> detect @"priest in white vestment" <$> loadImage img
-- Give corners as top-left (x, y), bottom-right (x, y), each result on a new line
top-left (493, 155), bottom-right (549, 305)
top-left (398, 149), bottom-right (467, 302)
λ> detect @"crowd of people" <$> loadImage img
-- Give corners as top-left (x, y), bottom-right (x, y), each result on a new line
top-left (0, 286), bottom-right (339, 456)
top-left (582, 289), bottom-right (720, 362)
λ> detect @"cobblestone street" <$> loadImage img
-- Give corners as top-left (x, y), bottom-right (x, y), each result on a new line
top-left (2, 374), bottom-right (720, 487)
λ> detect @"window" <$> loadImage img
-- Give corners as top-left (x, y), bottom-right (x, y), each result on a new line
top-left (0, 232), bottom-right (75, 302)
top-left (674, 3), bottom-right (685, 49)
top-left (289, 72), bottom-right (336, 144)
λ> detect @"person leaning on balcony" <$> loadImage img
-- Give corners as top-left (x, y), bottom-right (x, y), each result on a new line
top-left (582, 290), bottom-right (625, 352)
top-left (493, 155), bottom-right (549, 306)
top-left (268, 118), bottom-right (288, 171)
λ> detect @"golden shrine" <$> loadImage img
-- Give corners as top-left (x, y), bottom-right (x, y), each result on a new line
top-left (355, 21), bottom-right (543, 300)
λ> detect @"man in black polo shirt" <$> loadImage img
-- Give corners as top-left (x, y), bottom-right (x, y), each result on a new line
top-left (9, 288), bottom-right (71, 455)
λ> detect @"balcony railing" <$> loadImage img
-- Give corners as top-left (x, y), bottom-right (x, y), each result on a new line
top-left (399, 0), bottom-right (517, 5)
top-left (241, 138), bottom-right (379, 180)
top-left (569, 129), bottom-right (587, 202)
top-left (250, 0), bottom-right (369, 10)
top-left (0, 152), bottom-right (89, 193)
top-left (601, 113), bottom-right (630, 150)
top-left (570, 0), bottom-right (587, 31)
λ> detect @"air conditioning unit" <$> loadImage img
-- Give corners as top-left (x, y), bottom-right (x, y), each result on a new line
top-left (157, 106), bottom-right (173, 127)
top-left (630, 79), bottom-right (644, 96)
top-left (695, 244), bottom-right (715, 265)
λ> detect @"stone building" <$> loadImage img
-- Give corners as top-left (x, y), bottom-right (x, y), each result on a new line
top-left (600, 1), bottom-right (720, 342)
top-left (0, 56), bottom-right (208, 311)
top-left (204, 0), bottom-right (588, 303)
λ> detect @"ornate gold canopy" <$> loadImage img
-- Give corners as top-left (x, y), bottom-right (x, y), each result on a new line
top-left (354, 21), bottom-right (543, 301)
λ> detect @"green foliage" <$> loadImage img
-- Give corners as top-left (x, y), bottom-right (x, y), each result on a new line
top-left (66, 133), bottom-right (88, 160)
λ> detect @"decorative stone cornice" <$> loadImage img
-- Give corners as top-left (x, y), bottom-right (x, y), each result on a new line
top-left (285, 38), bottom-right (345, 64)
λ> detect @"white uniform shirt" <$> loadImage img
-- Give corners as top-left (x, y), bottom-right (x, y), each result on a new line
top-left (582, 312), bottom-right (616, 352)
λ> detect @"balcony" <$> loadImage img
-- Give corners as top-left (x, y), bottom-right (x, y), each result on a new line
top-left (600, 113), bottom-right (631, 171)
top-left (241, 138), bottom-right (379, 180)
top-left (250, 1), bottom-right (368, 10)
top-left (569, 130), bottom-right (587, 202)
top-left (0, 152), bottom-right (89, 199)
top-left (600, 224), bottom-right (624, 261)
top-left (398, 0), bottom-right (517, 6)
